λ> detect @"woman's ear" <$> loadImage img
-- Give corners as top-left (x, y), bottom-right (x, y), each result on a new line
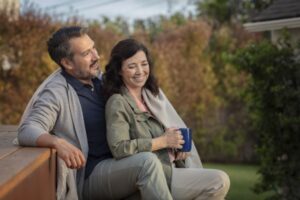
top-left (61, 58), bottom-right (73, 70)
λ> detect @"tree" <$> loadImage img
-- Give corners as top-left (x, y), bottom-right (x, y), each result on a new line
top-left (233, 39), bottom-right (300, 200)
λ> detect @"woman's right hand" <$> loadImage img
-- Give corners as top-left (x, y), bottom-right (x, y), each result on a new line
top-left (162, 128), bottom-right (185, 149)
top-left (151, 128), bottom-right (185, 151)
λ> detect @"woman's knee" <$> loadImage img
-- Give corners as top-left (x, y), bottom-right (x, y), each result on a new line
top-left (131, 152), bottom-right (160, 166)
top-left (132, 152), bottom-right (163, 175)
top-left (137, 152), bottom-right (159, 161)
top-left (213, 170), bottom-right (230, 197)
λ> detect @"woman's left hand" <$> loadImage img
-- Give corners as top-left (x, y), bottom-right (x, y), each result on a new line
top-left (175, 152), bottom-right (191, 161)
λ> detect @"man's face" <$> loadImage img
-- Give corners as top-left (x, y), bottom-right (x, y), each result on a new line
top-left (64, 34), bottom-right (100, 84)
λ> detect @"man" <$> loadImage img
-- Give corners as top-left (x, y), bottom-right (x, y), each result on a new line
top-left (18, 26), bottom-right (173, 200)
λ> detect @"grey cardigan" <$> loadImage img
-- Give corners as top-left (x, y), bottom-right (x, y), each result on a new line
top-left (18, 68), bottom-right (88, 200)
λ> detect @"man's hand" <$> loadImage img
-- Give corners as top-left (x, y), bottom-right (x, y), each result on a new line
top-left (36, 133), bottom-right (86, 169)
top-left (53, 138), bottom-right (86, 169)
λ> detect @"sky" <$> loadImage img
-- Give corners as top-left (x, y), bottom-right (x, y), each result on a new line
top-left (21, 0), bottom-right (197, 23)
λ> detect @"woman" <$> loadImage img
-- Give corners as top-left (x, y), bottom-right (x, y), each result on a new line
top-left (103, 38), bottom-right (230, 200)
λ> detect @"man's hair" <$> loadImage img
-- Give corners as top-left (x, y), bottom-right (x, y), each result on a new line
top-left (47, 26), bottom-right (88, 68)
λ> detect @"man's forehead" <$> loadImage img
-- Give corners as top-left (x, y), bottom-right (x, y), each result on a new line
top-left (69, 34), bottom-right (94, 52)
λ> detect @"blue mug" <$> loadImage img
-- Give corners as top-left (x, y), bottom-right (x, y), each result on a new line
top-left (179, 128), bottom-right (192, 152)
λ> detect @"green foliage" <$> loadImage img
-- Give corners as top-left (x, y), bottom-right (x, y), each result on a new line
top-left (233, 40), bottom-right (300, 199)
top-left (197, 0), bottom-right (232, 23)
top-left (194, 23), bottom-right (259, 163)
top-left (100, 16), bottom-right (130, 36)
top-left (195, 0), bottom-right (275, 25)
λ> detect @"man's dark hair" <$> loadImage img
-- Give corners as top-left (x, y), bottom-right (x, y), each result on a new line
top-left (102, 38), bottom-right (159, 98)
top-left (47, 26), bottom-right (88, 68)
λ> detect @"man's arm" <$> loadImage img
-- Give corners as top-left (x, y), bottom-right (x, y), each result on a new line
top-left (18, 88), bottom-right (85, 169)
top-left (36, 134), bottom-right (85, 169)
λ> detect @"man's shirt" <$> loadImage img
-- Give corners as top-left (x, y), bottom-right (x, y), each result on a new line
top-left (61, 70), bottom-right (112, 179)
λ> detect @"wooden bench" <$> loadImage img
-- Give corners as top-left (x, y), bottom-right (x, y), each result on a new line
top-left (0, 125), bottom-right (56, 200)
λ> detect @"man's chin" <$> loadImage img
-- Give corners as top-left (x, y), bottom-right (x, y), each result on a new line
top-left (91, 69), bottom-right (101, 78)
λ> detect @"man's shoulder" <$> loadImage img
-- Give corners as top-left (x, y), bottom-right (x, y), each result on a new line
top-left (34, 71), bottom-right (70, 100)
top-left (43, 72), bottom-right (68, 91)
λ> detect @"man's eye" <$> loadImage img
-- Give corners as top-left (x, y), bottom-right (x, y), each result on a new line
top-left (82, 51), bottom-right (91, 56)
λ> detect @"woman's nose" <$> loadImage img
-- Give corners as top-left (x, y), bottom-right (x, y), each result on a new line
top-left (136, 65), bottom-right (143, 74)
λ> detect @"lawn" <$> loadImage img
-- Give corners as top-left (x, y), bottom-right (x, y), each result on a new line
top-left (203, 163), bottom-right (272, 200)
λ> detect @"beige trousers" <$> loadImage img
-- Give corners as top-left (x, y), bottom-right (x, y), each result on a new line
top-left (171, 166), bottom-right (230, 200)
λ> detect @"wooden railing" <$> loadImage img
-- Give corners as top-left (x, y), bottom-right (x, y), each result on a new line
top-left (0, 125), bottom-right (56, 200)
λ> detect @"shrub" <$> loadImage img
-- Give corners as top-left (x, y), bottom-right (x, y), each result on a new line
top-left (233, 40), bottom-right (300, 199)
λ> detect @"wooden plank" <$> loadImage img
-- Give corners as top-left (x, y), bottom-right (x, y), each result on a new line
top-left (0, 149), bottom-right (56, 200)
top-left (0, 130), bottom-right (19, 160)
top-left (0, 148), bottom-right (56, 199)
top-left (0, 125), bottom-right (18, 132)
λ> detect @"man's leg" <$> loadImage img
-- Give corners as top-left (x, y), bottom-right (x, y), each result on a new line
top-left (83, 152), bottom-right (173, 200)
top-left (171, 167), bottom-right (230, 200)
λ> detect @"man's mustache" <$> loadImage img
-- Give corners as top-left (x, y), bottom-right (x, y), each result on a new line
top-left (90, 59), bottom-right (99, 67)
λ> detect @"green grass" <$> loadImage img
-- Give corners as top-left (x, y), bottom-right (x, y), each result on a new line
top-left (203, 163), bottom-right (272, 200)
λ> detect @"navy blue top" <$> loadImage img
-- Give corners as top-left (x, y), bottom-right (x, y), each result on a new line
top-left (61, 70), bottom-right (112, 179)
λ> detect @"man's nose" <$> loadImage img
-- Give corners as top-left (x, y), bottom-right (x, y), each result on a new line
top-left (92, 48), bottom-right (100, 60)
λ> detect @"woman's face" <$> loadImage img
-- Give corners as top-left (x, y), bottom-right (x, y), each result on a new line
top-left (120, 50), bottom-right (150, 91)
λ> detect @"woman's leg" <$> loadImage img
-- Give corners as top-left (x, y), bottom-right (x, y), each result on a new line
top-left (171, 167), bottom-right (230, 200)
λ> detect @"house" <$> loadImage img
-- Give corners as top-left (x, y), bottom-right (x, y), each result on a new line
top-left (0, 0), bottom-right (20, 21)
top-left (243, 0), bottom-right (300, 46)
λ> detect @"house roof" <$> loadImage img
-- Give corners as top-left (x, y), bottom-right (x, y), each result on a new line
top-left (244, 0), bottom-right (300, 32)
top-left (252, 0), bottom-right (300, 22)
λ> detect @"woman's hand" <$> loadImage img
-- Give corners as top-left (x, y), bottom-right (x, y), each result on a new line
top-left (151, 128), bottom-right (184, 151)
top-left (175, 152), bottom-right (191, 161)
top-left (163, 128), bottom-right (185, 149)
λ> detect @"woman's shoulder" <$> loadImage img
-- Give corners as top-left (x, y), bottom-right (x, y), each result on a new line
top-left (107, 93), bottom-right (125, 103)
top-left (106, 93), bottom-right (127, 110)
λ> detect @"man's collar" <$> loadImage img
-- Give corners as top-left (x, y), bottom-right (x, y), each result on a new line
top-left (61, 70), bottom-right (88, 91)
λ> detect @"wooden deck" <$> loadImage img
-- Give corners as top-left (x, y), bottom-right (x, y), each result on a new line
top-left (0, 125), bottom-right (56, 200)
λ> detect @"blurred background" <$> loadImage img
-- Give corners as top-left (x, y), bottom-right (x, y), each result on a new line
top-left (0, 0), bottom-right (299, 199)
